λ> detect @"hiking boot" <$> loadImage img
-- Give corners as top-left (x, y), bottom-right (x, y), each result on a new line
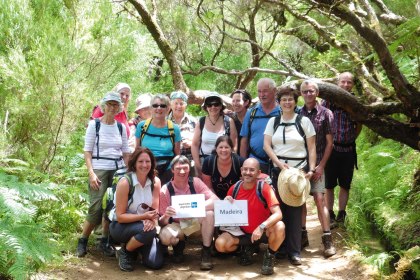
top-left (336, 210), bottom-right (347, 224)
top-left (76, 237), bottom-right (88, 258)
top-left (200, 246), bottom-right (214, 270)
top-left (173, 240), bottom-right (185, 263)
top-left (261, 249), bottom-right (275, 275)
top-left (117, 246), bottom-right (134, 272)
top-left (289, 255), bottom-right (302, 266)
top-left (322, 234), bottom-right (337, 258)
top-left (301, 229), bottom-right (309, 249)
top-left (238, 245), bottom-right (253, 266)
top-left (98, 237), bottom-right (116, 257)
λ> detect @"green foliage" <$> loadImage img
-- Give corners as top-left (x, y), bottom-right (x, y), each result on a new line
top-left (344, 128), bottom-right (420, 276)
top-left (0, 171), bottom-right (59, 280)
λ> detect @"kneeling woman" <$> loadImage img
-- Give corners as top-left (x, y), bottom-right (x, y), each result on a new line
top-left (110, 147), bottom-right (164, 271)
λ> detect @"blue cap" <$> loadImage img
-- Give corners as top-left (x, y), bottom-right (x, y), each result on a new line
top-left (170, 91), bottom-right (188, 102)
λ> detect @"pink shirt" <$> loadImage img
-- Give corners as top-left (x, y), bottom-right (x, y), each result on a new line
top-left (159, 177), bottom-right (218, 220)
top-left (91, 106), bottom-right (130, 137)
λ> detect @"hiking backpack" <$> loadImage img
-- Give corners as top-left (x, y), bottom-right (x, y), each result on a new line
top-left (271, 114), bottom-right (308, 166)
top-left (93, 118), bottom-right (124, 169)
top-left (139, 118), bottom-right (175, 152)
top-left (231, 178), bottom-right (274, 209)
top-left (247, 106), bottom-right (280, 162)
top-left (165, 176), bottom-right (196, 203)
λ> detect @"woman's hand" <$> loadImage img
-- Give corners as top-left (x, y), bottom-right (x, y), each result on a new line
top-left (143, 219), bottom-right (156, 232)
top-left (143, 210), bottom-right (159, 220)
top-left (224, 195), bottom-right (234, 203)
top-left (88, 172), bottom-right (101, 190)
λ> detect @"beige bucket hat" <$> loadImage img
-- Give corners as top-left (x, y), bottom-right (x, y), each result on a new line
top-left (278, 167), bottom-right (310, 207)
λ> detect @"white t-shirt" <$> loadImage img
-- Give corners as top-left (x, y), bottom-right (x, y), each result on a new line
top-left (84, 120), bottom-right (130, 170)
top-left (200, 127), bottom-right (225, 156)
top-left (127, 175), bottom-right (154, 215)
top-left (264, 114), bottom-right (316, 168)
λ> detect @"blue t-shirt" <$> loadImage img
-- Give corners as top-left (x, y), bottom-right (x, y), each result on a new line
top-left (135, 120), bottom-right (181, 158)
top-left (240, 103), bottom-right (280, 163)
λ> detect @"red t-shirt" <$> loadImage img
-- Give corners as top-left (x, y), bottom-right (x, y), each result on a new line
top-left (227, 182), bottom-right (279, 234)
top-left (91, 106), bottom-right (130, 137)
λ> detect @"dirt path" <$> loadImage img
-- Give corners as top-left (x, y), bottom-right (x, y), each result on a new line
top-left (38, 201), bottom-right (375, 280)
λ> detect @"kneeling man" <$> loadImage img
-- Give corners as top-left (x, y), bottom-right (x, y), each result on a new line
top-left (215, 158), bottom-right (285, 275)
top-left (159, 155), bottom-right (219, 270)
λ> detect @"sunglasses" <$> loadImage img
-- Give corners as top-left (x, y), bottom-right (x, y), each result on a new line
top-left (140, 203), bottom-right (155, 211)
top-left (152, 104), bottom-right (167, 108)
top-left (302, 89), bottom-right (316, 95)
top-left (206, 102), bottom-right (221, 108)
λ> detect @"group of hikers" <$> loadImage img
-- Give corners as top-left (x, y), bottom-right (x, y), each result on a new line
top-left (76, 73), bottom-right (361, 276)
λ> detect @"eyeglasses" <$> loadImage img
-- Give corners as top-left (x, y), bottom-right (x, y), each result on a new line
top-left (206, 102), bottom-right (221, 108)
top-left (152, 104), bottom-right (167, 108)
top-left (106, 102), bottom-right (120, 107)
top-left (140, 203), bottom-right (155, 211)
top-left (302, 89), bottom-right (316, 95)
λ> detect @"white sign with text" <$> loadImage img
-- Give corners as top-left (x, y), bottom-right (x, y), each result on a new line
top-left (172, 194), bottom-right (206, 218)
top-left (214, 200), bottom-right (248, 226)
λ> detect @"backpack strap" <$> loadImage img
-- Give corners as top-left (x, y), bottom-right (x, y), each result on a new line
top-left (125, 173), bottom-right (136, 208)
top-left (231, 153), bottom-right (240, 178)
top-left (256, 180), bottom-right (268, 209)
top-left (199, 116), bottom-right (206, 156)
top-left (232, 180), bottom-right (243, 199)
top-left (223, 115), bottom-right (230, 136)
top-left (167, 120), bottom-right (175, 154)
top-left (93, 119), bottom-right (123, 169)
top-left (139, 118), bottom-right (152, 146)
top-left (95, 118), bottom-right (101, 159)
top-left (117, 122), bottom-right (123, 137)
top-left (166, 176), bottom-right (196, 204)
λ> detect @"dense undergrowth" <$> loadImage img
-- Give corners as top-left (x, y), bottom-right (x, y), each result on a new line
top-left (345, 128), bottom-right (420, 279)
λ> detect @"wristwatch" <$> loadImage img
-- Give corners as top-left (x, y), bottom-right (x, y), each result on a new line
top-left (259, 223), bottom-right (267, 232)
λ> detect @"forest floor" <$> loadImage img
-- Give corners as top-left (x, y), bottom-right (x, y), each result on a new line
top-left (37, 201), bottom-right (377, 280)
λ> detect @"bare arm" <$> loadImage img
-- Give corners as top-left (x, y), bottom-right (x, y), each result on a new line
top-left (174, 141), bottom-right (181, 156)
top-left (229, 118), bottom-right (238, 153)
top-left (240, 137), bottom-right (249, 158)
top-left (306, 135), bottom-right (316, 179)
top-left (84, 151), bottom-right (100, 190)
top-left (201, 174), bottom-right (214, 192)
top-left (313, 133), bottom-right (333, 182)
top-left (191, 122), bottom-right (202, 177)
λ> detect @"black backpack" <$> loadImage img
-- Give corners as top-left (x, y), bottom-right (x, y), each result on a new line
top-left (231, 179), bottom-right (274, 209)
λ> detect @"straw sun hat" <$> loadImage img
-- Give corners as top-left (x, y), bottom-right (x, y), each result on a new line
top-left (278, 167), bottom-right (310, 207)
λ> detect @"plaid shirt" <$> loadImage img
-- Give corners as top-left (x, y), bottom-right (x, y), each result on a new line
top-left (300, 102), bottom-right (334, 165)
top-left (321, 100), bottom-right (357, 152)
top-left (168, 112), bottom-right (196, 159)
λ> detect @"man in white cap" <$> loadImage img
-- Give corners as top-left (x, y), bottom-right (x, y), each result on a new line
top-left (214, 158), bottom-right (285, 276)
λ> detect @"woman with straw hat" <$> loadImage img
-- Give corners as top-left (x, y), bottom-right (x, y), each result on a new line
top-left (263, 87), bottom-right (316, 265)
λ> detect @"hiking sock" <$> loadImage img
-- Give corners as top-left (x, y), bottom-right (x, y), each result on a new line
top-left (323, 231), bottom-right (331, 235)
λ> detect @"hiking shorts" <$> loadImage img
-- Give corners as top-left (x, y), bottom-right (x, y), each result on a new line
top-left (310, 173), bottom-right (326, 195)
top-left (86, 169), bottom-right (115, 225)
top-left (325, 150), bottom-right (355, 190)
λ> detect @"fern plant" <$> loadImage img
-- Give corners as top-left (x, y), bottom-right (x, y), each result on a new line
top-left (0, 171), bottom-right (59, 280)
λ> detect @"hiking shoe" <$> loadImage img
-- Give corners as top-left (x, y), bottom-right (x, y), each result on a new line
top-left (261, 249), bottom-right (275, 275)
top-left (117, 247), bottom-right (134, 272)
top-left (76, 237), bottom-right (88, 258)
top-left (200, 246), bottom-right (214, 270)
top-left (329, 210), bottom-right (337, 229)
top-left (98, 237), bottom-right (116, 257)
top-left (301, 229), bottom-right (309, 249)
top-left (238, 245), bottom-right (253, 266)
top-left (289, 255), bottom-right (302, 266)
top-left (322, 234), bottom-right (337, 258)
top-left (336, 210), bottom-right (347, 224)
top-left (173, 240), bottom-right (185, 263)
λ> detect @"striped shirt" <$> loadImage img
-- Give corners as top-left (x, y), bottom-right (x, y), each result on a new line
top-left (300, 102), bottom-right (334, 165)
top-left (84, 120), bottom-right (130, 170)
top-left (321, 100), bottom-right (357, 152)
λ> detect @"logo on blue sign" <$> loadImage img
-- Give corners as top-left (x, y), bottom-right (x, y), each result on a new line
top-left (191, 202), bottom-right (197, 208)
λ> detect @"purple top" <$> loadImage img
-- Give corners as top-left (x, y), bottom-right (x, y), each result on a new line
top-left (321, 100), bottom-right (357, 152)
